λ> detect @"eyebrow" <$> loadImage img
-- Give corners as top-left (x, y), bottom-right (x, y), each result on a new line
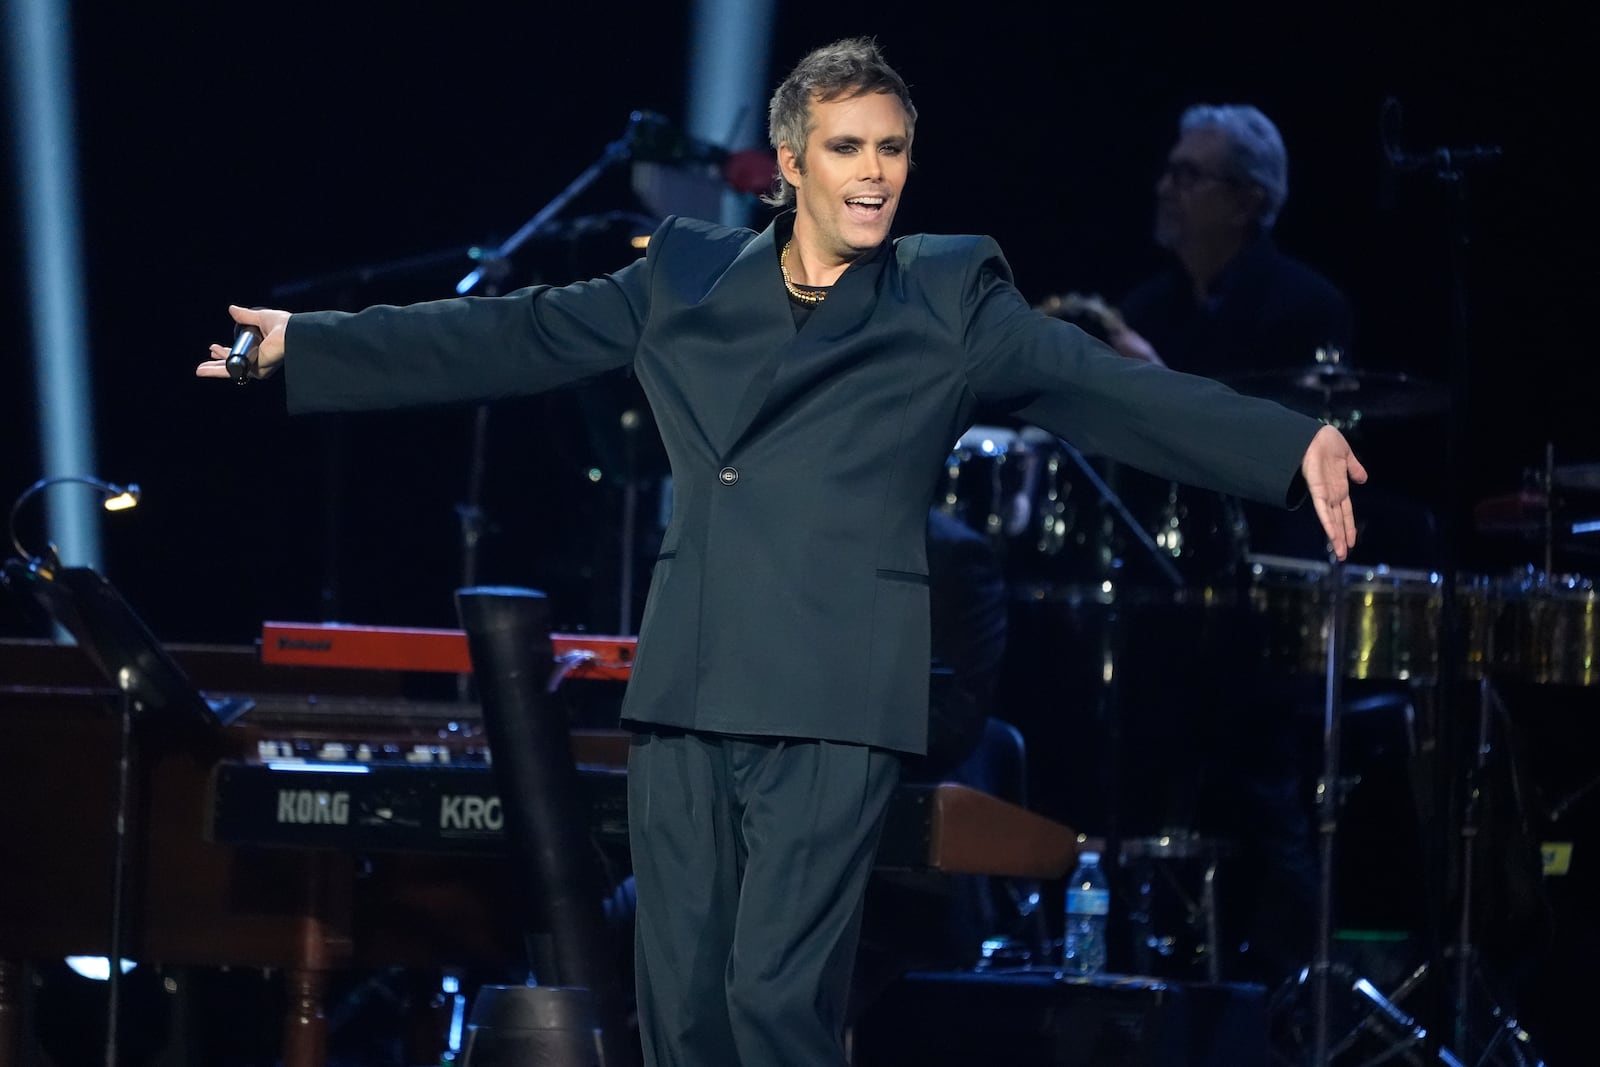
top-left (824, 134), bottom-right (907, 148)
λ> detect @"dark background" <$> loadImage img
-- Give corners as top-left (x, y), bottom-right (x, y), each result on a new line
top-left (2, 2), bottom-right (1592, 640)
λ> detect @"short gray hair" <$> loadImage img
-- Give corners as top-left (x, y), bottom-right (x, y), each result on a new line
top-left (763, 37), bottom-right (917, 208)
top-left (1180, 104), bottom-right (1288, 230)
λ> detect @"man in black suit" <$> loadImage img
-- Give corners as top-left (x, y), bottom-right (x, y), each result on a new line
top-left (201, 39), bottom-right (1365, 1067)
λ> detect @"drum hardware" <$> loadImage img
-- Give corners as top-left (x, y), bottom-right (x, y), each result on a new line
top-left (1474, 445), bottom-right (1600, 580)
top-left (1225, 349), bottom-right (1449, 430)
top-left (944, 415), bottom-right (1252, 590)
top-left (1268, 553), bottom-right (1550, 1067)
top-left (939, 425), bottom-right (1037, 541)
top-left (1473, 448), bottom-right (1600, 689)
top-left (943, 427), bottom-right (1236, 589)
top-left (1117, 832), bottom-right (1236, 982)
top-left (1272, 958), bottom-right (1541, 1067)
top-left (1047, 437), bottom-right (1185, 588)
top-left (1447, 677), bottom-right (1546, 1065)
top-left (1255, 554), bottom-right (1557, 1064)
top-left (1306, 557), bottom-right (1351, 1067)
top-left (1474, 492), bottom-right (1600, 558)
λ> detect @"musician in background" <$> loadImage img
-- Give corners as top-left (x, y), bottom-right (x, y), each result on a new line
top-left (1104, 104), bottom-right (1350, 377)
top-left (1103, 106), bottom-right (1358, 988)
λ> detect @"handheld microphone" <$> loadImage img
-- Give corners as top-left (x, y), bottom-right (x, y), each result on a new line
top-left (225, 324), bottom-right (259, 385)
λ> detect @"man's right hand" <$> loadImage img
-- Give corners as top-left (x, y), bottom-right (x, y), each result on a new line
top-left (197, 305), bottom-right (291, 381)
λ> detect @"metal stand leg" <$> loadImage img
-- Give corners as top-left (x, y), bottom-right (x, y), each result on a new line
top-left (1275, 673), bottom-right (1549, 1066)
top-left (1440, 680), bottom-right (1546, 1067)
top-left (104, 680), bottom-right (137, 1067)
top-left (1311, 560), bottom-right (1349, 1067)
top-left (1202, 855), bottom-right (1221, 984)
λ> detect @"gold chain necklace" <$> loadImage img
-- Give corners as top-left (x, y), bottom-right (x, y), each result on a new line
top-left (780, 239), bottom-right (827, 305)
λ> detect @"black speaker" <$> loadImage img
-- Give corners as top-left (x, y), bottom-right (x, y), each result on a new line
top-left (851, 970), bottom-right (1267, 1067)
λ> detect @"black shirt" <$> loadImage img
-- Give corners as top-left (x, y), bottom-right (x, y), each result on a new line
top-left (1120, 234), bottom-right (1352, 379)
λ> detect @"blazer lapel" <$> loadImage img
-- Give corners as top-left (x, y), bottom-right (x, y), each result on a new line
top-left (713, 220), bottom-right (802, 454)
top-left (726, 239), bottom-right (892, 453)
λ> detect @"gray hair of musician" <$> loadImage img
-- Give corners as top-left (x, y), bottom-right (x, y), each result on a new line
top-left (763, 37), bottom-right (918, 209)
top-left (1180, 103), bottom-right (1288, 230)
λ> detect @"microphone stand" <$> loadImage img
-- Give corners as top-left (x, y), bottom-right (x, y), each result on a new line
top-left (1424, 120), bottom-right (1484, 1067)
top-left (447, 113), bottom-right (647, 668)
top-left (452, 114), bottom-right (643, 297)
top-left (616, 410), bottom-right (641, 635)
top-left (1383, 98), bottom-right (1514, 1064)
top-left (268, 245), bottom-right (478, 303)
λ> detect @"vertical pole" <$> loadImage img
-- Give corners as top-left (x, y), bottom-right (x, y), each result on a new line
top-left (687, 0), bottom-right (776, 228)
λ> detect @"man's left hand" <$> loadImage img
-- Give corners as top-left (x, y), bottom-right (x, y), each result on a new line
top-left (1301, 424), bottom-right (1368, 560)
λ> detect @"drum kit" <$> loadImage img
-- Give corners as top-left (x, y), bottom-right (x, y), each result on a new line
top-left (943, 333), bottom-right (1597, 684)
top-left (948, 337), bottom-right (1587, 1065)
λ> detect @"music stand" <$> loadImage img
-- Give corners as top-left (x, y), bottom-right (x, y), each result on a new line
top-left (0, 558), bottom-right (250, 1067)
top-left (3, 560), bottom-right (252, 727)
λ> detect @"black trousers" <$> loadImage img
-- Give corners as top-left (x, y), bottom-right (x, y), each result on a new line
top-left (627, 728), bottom-right (900, 1067)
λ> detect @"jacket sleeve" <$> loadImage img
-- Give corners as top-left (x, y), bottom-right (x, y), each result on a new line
top-left (282, 226), bottom-right (661, 416)
top-left (956, 238), bottom-right (1320, 508)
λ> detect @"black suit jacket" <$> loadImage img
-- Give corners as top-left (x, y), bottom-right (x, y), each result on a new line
top-left (285, 213), bottom-right (1320, 754)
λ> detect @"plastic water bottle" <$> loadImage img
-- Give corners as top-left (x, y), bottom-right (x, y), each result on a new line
top-left (1062, 850), bottom-right (1110, 976)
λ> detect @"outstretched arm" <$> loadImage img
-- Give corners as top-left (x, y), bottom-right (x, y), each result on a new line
top-left (1300, 423), bottom-right (1368, 560)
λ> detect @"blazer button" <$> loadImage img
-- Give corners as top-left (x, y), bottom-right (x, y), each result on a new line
top-left (718, 466), bottom-right (739, 486)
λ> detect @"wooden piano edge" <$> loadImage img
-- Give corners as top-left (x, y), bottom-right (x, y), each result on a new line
top-left (923, 783), bottom-right (1079, 881)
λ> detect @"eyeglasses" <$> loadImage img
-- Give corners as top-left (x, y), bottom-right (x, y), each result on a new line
top-left (1159, 159), bottom-right (1236, 189)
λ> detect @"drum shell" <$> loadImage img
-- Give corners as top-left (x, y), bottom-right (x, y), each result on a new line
top-left (937, 430), bottom-right (1035, 544)
top-left (1005, 439), bottom-right (1246, 589)
top-left (1489, 574), bottom-right (1598, 686)
top-left (1245, 557), bottom-right (1490, 681)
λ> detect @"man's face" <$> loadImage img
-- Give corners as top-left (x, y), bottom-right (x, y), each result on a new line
top-left (779, 90), bottom-right (910, 267)
top-left (1153, 126), bottom-right (1259, 251)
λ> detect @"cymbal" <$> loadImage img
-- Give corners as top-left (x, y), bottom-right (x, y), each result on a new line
top-left (1226, 364), bottom-right (1449, 421)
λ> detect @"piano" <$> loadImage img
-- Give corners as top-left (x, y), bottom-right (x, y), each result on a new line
top-left (0, 629), bottom-right (1077, 1067)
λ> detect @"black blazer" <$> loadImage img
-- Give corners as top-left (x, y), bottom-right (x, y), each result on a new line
top-left (285, 214), bottom-right (1320, 754)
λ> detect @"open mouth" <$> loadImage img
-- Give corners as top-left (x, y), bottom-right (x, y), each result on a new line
top-left (845, 195), bottom-right (887, 220)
